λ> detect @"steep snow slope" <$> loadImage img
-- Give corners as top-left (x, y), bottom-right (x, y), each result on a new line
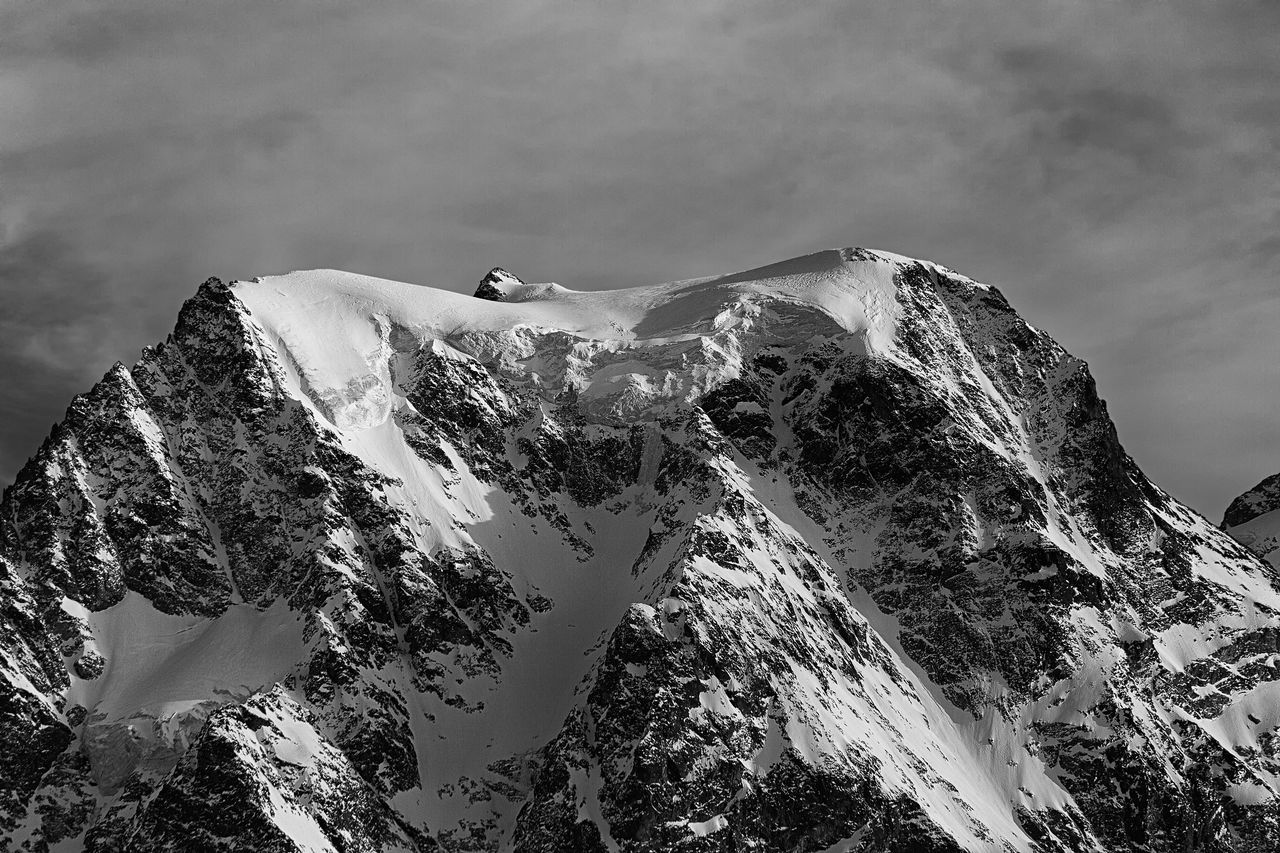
top-left (3, 247), bottom-right (1280, 852)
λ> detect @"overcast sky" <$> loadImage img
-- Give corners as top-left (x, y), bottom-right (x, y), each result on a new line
top-left (1, 1), bottom-right (1277, 518)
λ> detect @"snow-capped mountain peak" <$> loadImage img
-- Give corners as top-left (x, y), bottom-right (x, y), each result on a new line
top-left (3, 247), bottom-right (1279, 851)
top-left (474, 267), bottom-right (524, 302)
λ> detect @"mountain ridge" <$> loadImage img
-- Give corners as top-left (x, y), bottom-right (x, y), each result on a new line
top-left (1224, 473), bottom-right (1280, 572)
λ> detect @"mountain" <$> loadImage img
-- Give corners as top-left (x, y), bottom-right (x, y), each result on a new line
top-left (473, 268), bottom-right (525, 303)
top-left (1225, 475), bottom-right (1280, 570)
top-left (3, 247), bottom-right (1279, 852)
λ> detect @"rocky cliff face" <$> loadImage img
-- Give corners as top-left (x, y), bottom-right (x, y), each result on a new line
top-left (3, 249), bottom-right (1279, 852)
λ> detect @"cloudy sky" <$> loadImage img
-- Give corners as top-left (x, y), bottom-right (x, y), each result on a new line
top-left (1, 1), bottom-right (1277, 517)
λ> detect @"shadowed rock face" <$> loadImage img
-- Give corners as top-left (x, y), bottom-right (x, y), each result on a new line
top-left (473, 282), bottom-right (507, 303)
top-left (473, 267), bottom-right (523, 302)
top-left (2, 250), bottom-right (1280, 852)
top-left (1224, 473), bottom-right (1280, 572)
top-left (1225, 474), bottom-right (1280, 530)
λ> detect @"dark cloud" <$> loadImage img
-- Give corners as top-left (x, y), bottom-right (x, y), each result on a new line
top-left (21, 8), bottom-right (177, 65)
top-left (0, 0), bottom-right (1277, 516)
top-left (0, 230), bottom-right (120, 480)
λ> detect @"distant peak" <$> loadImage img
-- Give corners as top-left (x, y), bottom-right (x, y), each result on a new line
top-left (483, 266), bottom-right (523, 285)
top-left (474, 267), bottom-right (524, 302)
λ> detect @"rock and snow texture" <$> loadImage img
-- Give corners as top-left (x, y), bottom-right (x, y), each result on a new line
top-left (1225, 474), bottom-right (1280, 569)
top-left (473, 268), bottom-right (525, 302)
top-left (3, 247), bottom-right (1280, 852)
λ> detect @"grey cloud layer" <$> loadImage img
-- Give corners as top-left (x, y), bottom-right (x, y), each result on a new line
top-left (1, 0), bottom-right (1277, 515)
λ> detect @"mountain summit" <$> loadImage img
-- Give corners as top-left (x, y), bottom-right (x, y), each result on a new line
top-left (2, 248), bottom-right (1278, 851)
top-left (473, 267), bottom-right (524, 302)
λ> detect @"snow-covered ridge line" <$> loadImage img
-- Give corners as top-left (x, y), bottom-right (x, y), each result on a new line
top-left (236, 246), bottom-right (934, 342)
